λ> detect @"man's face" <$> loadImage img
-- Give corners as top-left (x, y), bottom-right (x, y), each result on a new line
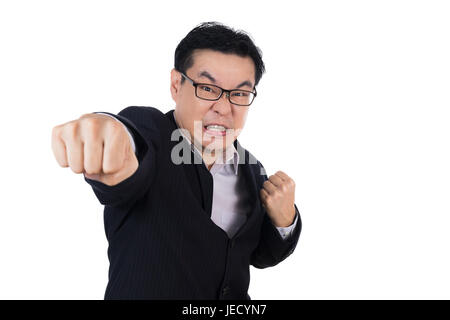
top-left (170, 49), bottom-right (255, 153)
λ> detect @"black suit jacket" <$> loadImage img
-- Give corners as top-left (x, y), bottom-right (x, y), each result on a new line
top-left (84, 106), bottom-right (302, 299)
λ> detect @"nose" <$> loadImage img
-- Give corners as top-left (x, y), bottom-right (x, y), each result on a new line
top-left (211, 91), bottom-right (233, 116)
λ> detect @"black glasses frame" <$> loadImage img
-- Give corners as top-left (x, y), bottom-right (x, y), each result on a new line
top-left (180, 72), bottom-right (257, 106)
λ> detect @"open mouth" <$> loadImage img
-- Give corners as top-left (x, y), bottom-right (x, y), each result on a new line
top-left (203, 124), bottom-right (228, 137)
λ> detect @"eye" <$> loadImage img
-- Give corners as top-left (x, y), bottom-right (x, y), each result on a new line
top-left (200, 85), bottom-right (212, 92)
top-left (232, 91), bottom-right (249, 97)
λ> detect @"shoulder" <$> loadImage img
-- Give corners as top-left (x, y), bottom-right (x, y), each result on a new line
top-left (117, 106), bottom-right (174, 137)
top-left (114, 106), bottom-right (172, 154)
top-left (118, 106), bottom-right (166, 125)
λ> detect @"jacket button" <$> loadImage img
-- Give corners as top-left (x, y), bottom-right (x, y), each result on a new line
top-left (222, 285), bottom-right (230, 296)
top-left (230, 240), bottom-right (235, 248)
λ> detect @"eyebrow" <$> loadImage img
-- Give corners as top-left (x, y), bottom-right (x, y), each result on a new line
top-left (197, 71), bottom-right (254, 90)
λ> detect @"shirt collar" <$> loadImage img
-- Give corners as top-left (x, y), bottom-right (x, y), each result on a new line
top-left (173, 111), bottom-right (239, 175)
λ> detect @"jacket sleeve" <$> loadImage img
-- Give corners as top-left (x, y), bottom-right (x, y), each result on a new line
top-left (250, 165), bottom-right (302, 269)
top-left (83, 106), bottom-right (161, 208)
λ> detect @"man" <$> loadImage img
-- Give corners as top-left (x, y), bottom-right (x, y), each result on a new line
top-left (51, 22), bottom-right (302, 300)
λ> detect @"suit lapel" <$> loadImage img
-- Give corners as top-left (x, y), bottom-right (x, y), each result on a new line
top-left (233, 140), bottom-right (262, 238)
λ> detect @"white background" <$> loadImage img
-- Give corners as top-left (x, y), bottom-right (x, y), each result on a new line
top-left (0, 0), bottom-right (449, 299)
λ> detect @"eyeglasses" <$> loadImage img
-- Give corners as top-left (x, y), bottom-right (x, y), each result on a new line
top-left (180, 72), bottom-right (257, 106)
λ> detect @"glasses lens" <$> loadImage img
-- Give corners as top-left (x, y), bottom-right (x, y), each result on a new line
top-left (196, 84), bottom-right (221, 100)
top-left (229, 90), bottom-right (255, 106)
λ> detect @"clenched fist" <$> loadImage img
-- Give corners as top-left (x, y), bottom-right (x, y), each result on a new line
top-left (260, 171), bottom-right (296, 228)
top-left (51, 113), bottom-right (138, 186)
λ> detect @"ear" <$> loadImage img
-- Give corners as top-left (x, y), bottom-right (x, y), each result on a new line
top-left (170, 68), bottom-right (182, 102)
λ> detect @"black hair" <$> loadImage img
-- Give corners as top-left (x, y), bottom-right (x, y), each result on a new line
top-left (174, 21), bottom-right (265, 87)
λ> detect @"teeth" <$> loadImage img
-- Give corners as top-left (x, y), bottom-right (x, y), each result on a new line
top-left (206, 125), bottom-right (226, 131)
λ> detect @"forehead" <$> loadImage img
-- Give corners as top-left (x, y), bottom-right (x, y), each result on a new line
top-left (189, 49), bottom-right (255, 84)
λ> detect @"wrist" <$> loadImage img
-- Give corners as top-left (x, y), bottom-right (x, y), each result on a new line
top-left (274, 206), bottom-right (296, 227)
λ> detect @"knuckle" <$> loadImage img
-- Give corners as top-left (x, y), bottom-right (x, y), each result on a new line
top-left (64, 121), bottom-right (80, 140)
top-left (82, 121), bottom-right (106, 144)
top-left (58, 160), bottom-right (68, 168)
top-left (107, 119), bottom-right (124, 133)
top-left (103, 158), bottom-right (121, 174)
top-left (102, 164), bottom-right (117, 175)
top-left (83, 167), bottom-right (92, 174)
top-left (79, 113), bottom-right (93, 119)
top-left (81, 118), bottom-right (102, 136)
top-left (105, 124), bottom-right (126, 145)
top-left (84, 167), bottom-right (99, 175)
top-left (84, 160), bottom-right (101, 175)
top-left (52, 125), bottom-right (61, 139)
top-left (70, 164), bottom-right (84, 174)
